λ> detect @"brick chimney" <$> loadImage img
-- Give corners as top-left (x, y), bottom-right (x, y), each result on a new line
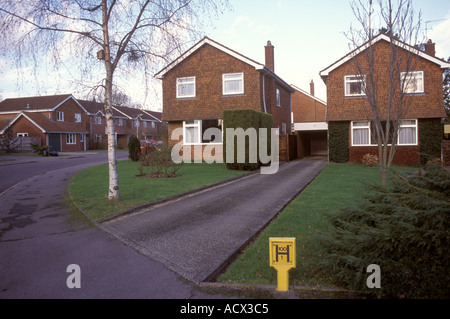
top-left (310, 80), bottom-right (315, 96)
top-left (265, 41), bottom-right (274, 72)
top-left (424, 39), bottom-right (436, 57)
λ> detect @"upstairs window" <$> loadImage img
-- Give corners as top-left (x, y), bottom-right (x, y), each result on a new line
top-left (57, 111), bottom-right (64, 121)
top-left (401, 71), bottom-right (424, 94)
top-left (75, 113), bottom-right (81, 123)
top-left (223, 73), bottom-right (244, 95)
top-left (345, 75), bottom-right (365, 96)
top-left (276, 88), bottom-right (281, 107)
top-left (94, 116), bottom-right (102, 124)
top-left (176, 76), bottom-right (196, 98)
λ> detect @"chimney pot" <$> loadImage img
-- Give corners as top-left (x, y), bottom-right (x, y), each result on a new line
top-left (265, 41), bottom-right (275, 72)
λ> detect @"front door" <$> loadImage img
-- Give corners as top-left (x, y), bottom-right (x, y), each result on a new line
top-left (48, 133), bottom-right (61, 152)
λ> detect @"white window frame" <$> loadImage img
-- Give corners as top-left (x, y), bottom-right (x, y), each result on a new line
top-left (345, 75), bottom-right (366, 97)
top-left (351, 119), bottom-right (418, 146)
top-left (75, 113), bottom-right (81, 123)
top-left (401, 71), bottom-right (424, 94)
top-left (176, 76), bottom-right (196, 98)
top-left (183, 120), bottom-right (201, 145)
top-left (66, 133), bottom-right (76, 145)
top-left (117, 118), bottom-right (123, 126)
top-left (94, 116), bottom-right (102, 125)
top-left (57, 111), bottom-right (64, 121)
top-left (17, 133), bottom-right (28, 137)
top-left (398, 119), bottom-right (418, 145)
top-left (80, 134), bottom-right (84, 143)
top-left (351, 121), bottom-right (371, 146)
top-left (223, 72), bottom-right (244, 95)
top-left (276, 88), bottom-right (281, 107)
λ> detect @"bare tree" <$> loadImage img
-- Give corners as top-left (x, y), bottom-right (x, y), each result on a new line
top-left (0, 0), bottom-right (229, 199)
top-left (346, 0), bottom-right (422, 185)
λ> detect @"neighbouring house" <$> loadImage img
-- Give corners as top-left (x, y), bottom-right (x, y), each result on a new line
top-left (319, 33), bottom-right (450, 166)
top-left (0, 94), bottom-right (165, 152)
top-left (155, 37), bottom-right (295, 161)
top-left (0, 94), bottom-right (89, 152)
top-left (291, 81), bottom-right (328, 158)
top-left (79, 99), bottom-right (165, 149)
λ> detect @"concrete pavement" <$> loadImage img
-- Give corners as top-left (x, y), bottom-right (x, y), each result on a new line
top-left (101, 158), bottom-right (328, 284)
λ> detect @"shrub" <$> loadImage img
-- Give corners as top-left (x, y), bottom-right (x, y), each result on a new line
top-left (362, 153), bottom-right (378, 167)
top-left (30, 143), bottom-right (49, 156)
top-left (318, 163), bottom-right (450, 298)
top-left (328, 121), bottom-right (349, 163)
top-left (128, 135), bottom-right (141, 161)
top-left (137, 147), bottom-right (182, 178)
top-left (222, 109), bottom-right (273, 171)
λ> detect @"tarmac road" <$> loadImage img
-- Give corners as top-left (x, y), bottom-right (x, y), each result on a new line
top-left (0, 151), bottom-right (219, 298)
top-left (0, 152), bottom-right (327, 298)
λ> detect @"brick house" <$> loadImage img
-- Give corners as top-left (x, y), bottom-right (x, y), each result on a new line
top-left (155, 37), bottom-right (295, 160)
top-left (291, 81), bottom-right (328, 158)
top-left (319, 33), bottom-right (450, 166)
top-left (0, 94), bottom-right (88, 151)
top-left (79, 100), bottom-right (164, 149)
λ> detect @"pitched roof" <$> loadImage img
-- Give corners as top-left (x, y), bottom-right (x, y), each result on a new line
top-left (155, 36), bottom-right (295, 93)
top-left (0, 112), bottom-right (88, 134)
top-left (319, 33), bottom-right (450, 80)
top-left (291, 84), bottom-right (327, 106)
top-left (0, 94), bottom-right (87, 113)
top-left (112, 105), bottom-right (162, 122)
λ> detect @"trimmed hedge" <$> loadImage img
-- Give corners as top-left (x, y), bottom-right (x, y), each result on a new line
top-left (328, 121), bottom-right (350, 163)
top-left (223, 109), bottom-right (273, 171)
top-left (419, 118), bottom-right (442, 165)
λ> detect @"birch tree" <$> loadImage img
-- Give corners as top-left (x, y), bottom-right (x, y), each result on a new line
top-left (0, 0), bottom-right (229, 199)
top-left (346, 0), bottom-right (422, 185)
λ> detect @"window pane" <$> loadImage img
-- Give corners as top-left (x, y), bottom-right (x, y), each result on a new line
top-left (177, 77), bottom-right (195, 97)
top-left (353, 121), bottom-right (368, 127)
top-left (353, 128), bottom-right (369, 145)
top-left (185, 127), bottom-right (199, 144)
top-left (202, 119), bottom-right (222, 143)
top-left (399, 127), bottom-right (416, 144)
top-left (224, 80), bottom-right (242, 93)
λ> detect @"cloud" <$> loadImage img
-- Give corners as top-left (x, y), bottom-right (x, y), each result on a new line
top-left (225, 15), bottom-right (275, 37)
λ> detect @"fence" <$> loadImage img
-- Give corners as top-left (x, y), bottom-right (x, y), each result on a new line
top-left (0, 136), bottom-right (41, 153)
top-left (279, 134), bottom-right (297, 162)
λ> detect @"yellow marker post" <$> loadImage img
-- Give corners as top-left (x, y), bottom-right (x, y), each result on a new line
top-left (269, 237), bottom-right (296, 292)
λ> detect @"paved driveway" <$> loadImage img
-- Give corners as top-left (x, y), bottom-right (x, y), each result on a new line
top-left (102, 158), bottom-right (328, 283)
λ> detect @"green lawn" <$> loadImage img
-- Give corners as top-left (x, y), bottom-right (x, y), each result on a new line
top-left (68, 160), bottom-right (248, 222)
top-left (217, 164), bottom-right (415, 288)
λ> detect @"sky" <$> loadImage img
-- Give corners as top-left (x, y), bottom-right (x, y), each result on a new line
top-left (1, 0), bottom-right (449, 111)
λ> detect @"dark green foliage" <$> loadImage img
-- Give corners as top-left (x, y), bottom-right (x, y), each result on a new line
top-left (328, 121), bottom-right (349, 163)
top-left (318, 163), bottom-right (450, 298)
top-left (419, 118), bottom-right (443, 165)
top-left (128, 134), bottom-right (141, 161)
top-left (30, 143), bottom-right (49, 155)
top-left (222, 109), bottom-right (273, 171)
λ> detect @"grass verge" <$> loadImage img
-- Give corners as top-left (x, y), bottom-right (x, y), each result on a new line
top-left (217, 164), bottom-right (415, 289)
top-left (69, 160), bottom-right (249, 222)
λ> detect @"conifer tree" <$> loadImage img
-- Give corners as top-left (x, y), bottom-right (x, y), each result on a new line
top-left (318, 163), bottom-right (450, 298)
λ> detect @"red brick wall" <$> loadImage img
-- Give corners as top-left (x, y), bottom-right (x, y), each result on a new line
top-left (161, 43), bottom-right (291, 130)
top-left (52, 99), bottom-right (87, 123)
top-left (7, 116), bottom-right (46, 145)
top-left (291, 90), bottom-right (326, 122)
top-left (162, 44), bottom-right (262, 122)
top-left (349, 145), bottom-right (421, 166)
top-left (326, 39), bottom-right (446, 122)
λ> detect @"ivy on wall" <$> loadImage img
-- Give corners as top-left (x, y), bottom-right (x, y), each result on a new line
top-left (328, 121), bottom-right (350, 163)
top-left (419, 118), bottom-right (443, 165)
